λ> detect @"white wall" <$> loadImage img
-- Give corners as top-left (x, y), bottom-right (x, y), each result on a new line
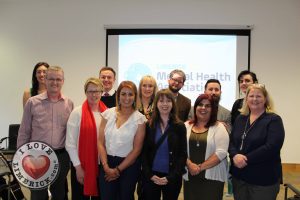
top-left (0, 0), bottom-right (299, 163)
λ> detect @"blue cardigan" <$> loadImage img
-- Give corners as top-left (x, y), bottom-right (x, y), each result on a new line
top-left (229, 112), bottom-right (285, 186)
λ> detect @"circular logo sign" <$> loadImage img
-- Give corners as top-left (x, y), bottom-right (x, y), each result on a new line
top-left (12, 142), bottom-right (59, 190)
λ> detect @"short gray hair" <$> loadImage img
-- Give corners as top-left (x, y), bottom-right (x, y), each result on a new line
top-left (46, 66), bottom-right (64, 78)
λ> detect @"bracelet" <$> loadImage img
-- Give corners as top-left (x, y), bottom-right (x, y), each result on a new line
top-left (102, 162), bottom-right (108, 167)
top-left (116, 166), bottom-right (121, 174)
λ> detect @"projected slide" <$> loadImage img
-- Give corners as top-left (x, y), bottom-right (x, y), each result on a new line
top-left (117, 35), bottom-right (236, 109)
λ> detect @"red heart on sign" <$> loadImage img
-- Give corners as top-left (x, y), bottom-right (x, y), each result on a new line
top-left (22, 155), bottom-right (50, 179)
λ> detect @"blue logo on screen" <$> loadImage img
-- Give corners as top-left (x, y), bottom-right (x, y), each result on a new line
top-left (124, 63), bottom-right (152, 85)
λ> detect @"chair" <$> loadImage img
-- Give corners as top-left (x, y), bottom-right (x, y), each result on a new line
top-left (0, 152), bottom-right (25, 200)
top-left (0, 124), bottom-right (20, 154)
top-left (284, 183), bottom-right (300, 200)
top-left (0, 125), bottom-right (25, 199)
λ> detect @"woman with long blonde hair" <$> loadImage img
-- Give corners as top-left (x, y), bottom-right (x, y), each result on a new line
top-left (137, 75), bottom-right (158, 120)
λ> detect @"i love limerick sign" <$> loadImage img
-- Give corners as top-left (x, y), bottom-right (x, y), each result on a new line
top-left (12, 142), bottom-right (59, 190)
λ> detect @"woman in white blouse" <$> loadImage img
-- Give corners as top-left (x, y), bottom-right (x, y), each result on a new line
top-left (66, 77), bottom-right (107, 199)
top-left (98, 80), bottom-right (146, 200)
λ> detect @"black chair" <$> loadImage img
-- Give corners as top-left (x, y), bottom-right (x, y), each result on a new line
top-left (0, 125), bottom-right (25, 200)
top-left (285, 183), bottom-right (300, 200)
top-left (0, 152), bottom-right (25, 200)
top-left (0, 124), bottom-right (20, 154)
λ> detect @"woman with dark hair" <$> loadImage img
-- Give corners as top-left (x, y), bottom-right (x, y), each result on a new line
top-left (231, 70), bottom-right (258, 125)
top-left (183, 94), bottom-right (229, 200)
top-left (98, 81), bottom-right (146, 200)
top-left (142, 89), bottom-right (187, 200)
top-left (22, 62), bottom-right (49, 107)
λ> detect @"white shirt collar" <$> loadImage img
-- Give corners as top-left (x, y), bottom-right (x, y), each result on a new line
top-left (102, 88), bottom-right (115, 96)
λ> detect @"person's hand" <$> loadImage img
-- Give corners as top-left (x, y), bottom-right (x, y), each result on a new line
top-left (187, 161), bottom-right (201, 176)
top-left (150, 175), bottom-right (160, 184)
top-left (233, 154), bottom-right (248, 168)
top-left (158, 177), bottom-right (168, 185)
top-left (75, 165), bottom-right (85, 184)
top-left (150, 175), bottom-right (168, 185)
top-left (104, 167), bottom-right (120, 182)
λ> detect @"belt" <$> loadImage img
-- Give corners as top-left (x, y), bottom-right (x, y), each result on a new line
top-left (54, 148), bottom-right (66, 154)
top-left (107, 154), bottom-right (125, 159)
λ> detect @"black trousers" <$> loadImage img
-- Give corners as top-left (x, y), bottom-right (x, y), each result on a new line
top-left (232, 177), bottom-right (280, 200)
top-left (31, 149), bottom-right (70, 200)
top-left (99, 155), bottom-right (141, 200)
top-left (70, 164), bottom-right (100, 200)
top-left (142, 171), bottom-right (182, 200)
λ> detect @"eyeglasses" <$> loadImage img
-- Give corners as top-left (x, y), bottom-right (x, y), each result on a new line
top-left (47, 78), bottom-right (63, 83)
top-left (170, 77), bottom-right (183, 84)
top-left (86, 90), bottom-right (102, 95)
top-left (198, 103), bottom-right (211, 109)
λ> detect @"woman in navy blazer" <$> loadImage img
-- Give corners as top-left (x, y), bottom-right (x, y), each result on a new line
top-left (142, 89), bottom-right (187, 200)
top-left (229, 84), bottom-right (285, 200)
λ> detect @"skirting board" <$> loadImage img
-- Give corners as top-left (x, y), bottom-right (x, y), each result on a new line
top-left (282, 163), bottom-right (300, 172)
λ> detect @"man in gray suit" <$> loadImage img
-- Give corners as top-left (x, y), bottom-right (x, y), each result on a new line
top-left (204, 79), bottom-right (231, 132)
top-left (168, 69), bottom-right (191, 122)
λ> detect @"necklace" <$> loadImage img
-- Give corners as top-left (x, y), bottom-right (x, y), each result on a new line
top-left (196, 135), bottom-right (200, 147)
top-left (239, 116), bottom-right (258, 151)
top-left (193, 129), bottom-right (207, 147)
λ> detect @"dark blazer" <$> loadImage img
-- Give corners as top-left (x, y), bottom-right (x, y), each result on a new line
top-left (176, 93), bottom-right (191, 122)
top-left (231, 98), bottom-right (243, 125)
top-left (142, 121), bottom-right (187, 183)
top-left (229, 112), bottom-right (285, 186)
top-left (101, 91), bottom-right (116, 108)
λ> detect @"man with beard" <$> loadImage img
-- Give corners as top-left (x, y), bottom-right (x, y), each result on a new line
top-left (204, 79), bottom-right (231, 132)
top-left (167, 69), bottom-right (191, 122)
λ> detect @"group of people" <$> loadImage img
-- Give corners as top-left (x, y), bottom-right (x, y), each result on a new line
top-left (17, 62), bottom-right (285, 200)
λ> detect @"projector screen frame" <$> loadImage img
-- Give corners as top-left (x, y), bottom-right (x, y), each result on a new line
top-left (104, 26), bottom-right (252, 109)
top-left (105, 27), bottom-right (251, 69)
